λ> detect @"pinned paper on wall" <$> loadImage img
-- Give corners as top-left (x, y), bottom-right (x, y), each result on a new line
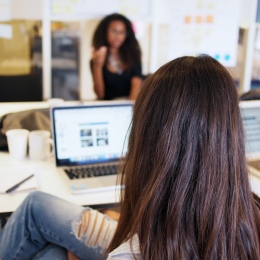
top-left (0, 24), bottom-right (12, 39)
top-left (118, 0), bottom-right (151, 17)
top-left (50, 0), bottom-right (119, 18)
top-left (0, 0), bottom-right (11, 21)
top-left (157, 0), bottom-right (241, 67)
top-left (50, 0), bottom-right (151, 19)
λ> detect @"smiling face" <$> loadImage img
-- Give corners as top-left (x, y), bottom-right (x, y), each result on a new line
top-left (106, 20), bottom-right (127, 49)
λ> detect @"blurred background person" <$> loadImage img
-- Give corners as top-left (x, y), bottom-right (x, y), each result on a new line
top-left (91, 13), bottom-right (143, 100)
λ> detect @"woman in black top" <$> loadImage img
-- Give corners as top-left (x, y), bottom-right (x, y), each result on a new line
top-left (91, 13), bottom-right (143, 100)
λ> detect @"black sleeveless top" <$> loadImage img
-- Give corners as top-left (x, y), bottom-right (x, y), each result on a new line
top-left (91, 61), bottom-right (142, 100)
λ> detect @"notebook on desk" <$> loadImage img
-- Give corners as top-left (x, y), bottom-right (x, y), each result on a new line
top-left (50, 102), bottom-right (133, 194)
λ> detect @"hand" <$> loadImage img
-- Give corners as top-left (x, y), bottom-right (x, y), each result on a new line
top-left (92, 46), bottom-right (107, 67)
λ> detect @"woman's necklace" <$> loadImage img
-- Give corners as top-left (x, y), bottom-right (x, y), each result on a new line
top-left (108, 54), bottom-right (123, 75)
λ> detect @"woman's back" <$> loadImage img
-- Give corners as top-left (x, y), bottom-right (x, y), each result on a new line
top-left (107, 55), bottom-right (260, 259)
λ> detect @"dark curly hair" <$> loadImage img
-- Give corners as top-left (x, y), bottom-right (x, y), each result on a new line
top-left (92, 13), bottom-right (141, 68)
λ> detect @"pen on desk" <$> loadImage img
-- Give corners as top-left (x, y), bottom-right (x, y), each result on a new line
top-left (6, 174), bottom-right (34, 193)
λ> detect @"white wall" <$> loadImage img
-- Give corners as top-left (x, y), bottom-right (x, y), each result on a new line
top-left (6, 0), bottom-right (260, 99)
top-left (12, 0), bottom-right (43, 19)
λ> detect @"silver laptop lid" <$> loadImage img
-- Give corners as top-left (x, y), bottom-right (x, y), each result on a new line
top-left (51, 102), bottom-right (133, 167)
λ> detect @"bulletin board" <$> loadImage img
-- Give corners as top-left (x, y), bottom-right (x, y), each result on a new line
top-left (50, 0), bottom-right (151, 19)
top-left (157, 0), bottom-right (241, 67)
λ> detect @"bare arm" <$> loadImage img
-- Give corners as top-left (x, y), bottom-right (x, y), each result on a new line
top-left (91, 46), bottom-right (107, 100)
top-left (92, 64), bottom-right (105, 100)
top-left (129, 76), bottom-right (143, 100)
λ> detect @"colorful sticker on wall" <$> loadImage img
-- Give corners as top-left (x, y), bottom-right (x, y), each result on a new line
top-left (162, 0), bottom-right (241, 67)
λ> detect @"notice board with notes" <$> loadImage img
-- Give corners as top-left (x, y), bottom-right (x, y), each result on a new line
top-left (155, 0), bottom-right (241, 69)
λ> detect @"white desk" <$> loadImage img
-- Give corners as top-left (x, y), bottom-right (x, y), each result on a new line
top-left (0, 100), bottom-right (128, 117)
top-left (0, 100), bottom-right (132, 214)
top-left (0, 152), bottom-right (120, 214)
top-left (0, 101), bottom-right (75, 117)
top-left (2, 148), bottom-right (260, 214)
top-left (2, 100), bottom-right (260, 214)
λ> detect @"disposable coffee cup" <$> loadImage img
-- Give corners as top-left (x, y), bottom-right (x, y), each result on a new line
top-left (6, 129), bottom-right (29, 160)
top-left (29, 130), bottom-right (53, 161)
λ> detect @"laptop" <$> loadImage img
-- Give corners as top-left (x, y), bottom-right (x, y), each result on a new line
top-left (50, 101), bottom-right (133, 194)
top-left (240, 103), bottom-right (260, 178)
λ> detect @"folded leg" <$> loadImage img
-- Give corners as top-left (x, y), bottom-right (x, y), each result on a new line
top-left (0, 191), bottom-right (117, 260)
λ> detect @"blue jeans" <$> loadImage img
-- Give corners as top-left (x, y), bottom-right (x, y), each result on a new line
top-left (0, 191), bottom-right (117, 260)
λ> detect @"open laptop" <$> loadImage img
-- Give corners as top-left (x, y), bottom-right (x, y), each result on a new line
top-left (50, 101), bottom-right (133, 194)
top-left (240, 103), bottom-right (260, 178)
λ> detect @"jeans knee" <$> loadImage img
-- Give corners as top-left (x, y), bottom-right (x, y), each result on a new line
top-left (27, 190), bottom-right (45, 200)
top-left (24, 191), bottom-right (48, 206)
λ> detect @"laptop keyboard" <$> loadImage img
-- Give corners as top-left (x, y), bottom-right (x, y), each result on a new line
top-left (64, 165), bottom-right (118, 179)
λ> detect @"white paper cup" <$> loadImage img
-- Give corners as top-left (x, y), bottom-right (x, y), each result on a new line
top-left (29, 130), bottom-right (53, 161)
top-left (6, 129), bottom-right (29, 160)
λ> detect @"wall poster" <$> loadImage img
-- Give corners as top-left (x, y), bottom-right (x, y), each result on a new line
top-left (159, 0), bottom-right (241, 67)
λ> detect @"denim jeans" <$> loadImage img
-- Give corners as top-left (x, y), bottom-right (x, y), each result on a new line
top-left (0, 191), bottom-right (117, 260)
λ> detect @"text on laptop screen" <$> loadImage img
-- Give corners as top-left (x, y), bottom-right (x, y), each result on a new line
top-left (53, 104), bottom-right (132, 166)
top-left (241, 106), bottom-right (260, 153)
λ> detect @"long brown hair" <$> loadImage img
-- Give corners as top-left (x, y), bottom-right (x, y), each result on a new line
top-left (107, 55), bottom-right (260, 259)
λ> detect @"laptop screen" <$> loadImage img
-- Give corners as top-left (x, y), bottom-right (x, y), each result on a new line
top-left (241, 106), bottom-right (260, 154)
top-left (51, 103), bottom-right (133, 166)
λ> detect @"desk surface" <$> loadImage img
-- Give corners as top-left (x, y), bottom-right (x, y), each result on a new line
top-left (0, 101), bottom-right (80, 117)
top-left (2, 150), bottom-right (260, 214)
top-left (0, 100), bottom-right (132, 214)
top-left (0, 100), bottom-right (131, 117)
top-left (2, 100), bottom-right (260, 214)
top-left (0, 152), bottom-right (120, 214)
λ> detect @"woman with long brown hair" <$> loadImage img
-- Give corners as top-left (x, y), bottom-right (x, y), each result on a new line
top-left (0, 55), bottom-right (260, 260)
top-left (107, 54), bottom-right (260, 259)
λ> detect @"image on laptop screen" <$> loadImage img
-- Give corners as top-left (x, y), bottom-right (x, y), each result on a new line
top-left (52, 104), bottom-right (132, 167)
